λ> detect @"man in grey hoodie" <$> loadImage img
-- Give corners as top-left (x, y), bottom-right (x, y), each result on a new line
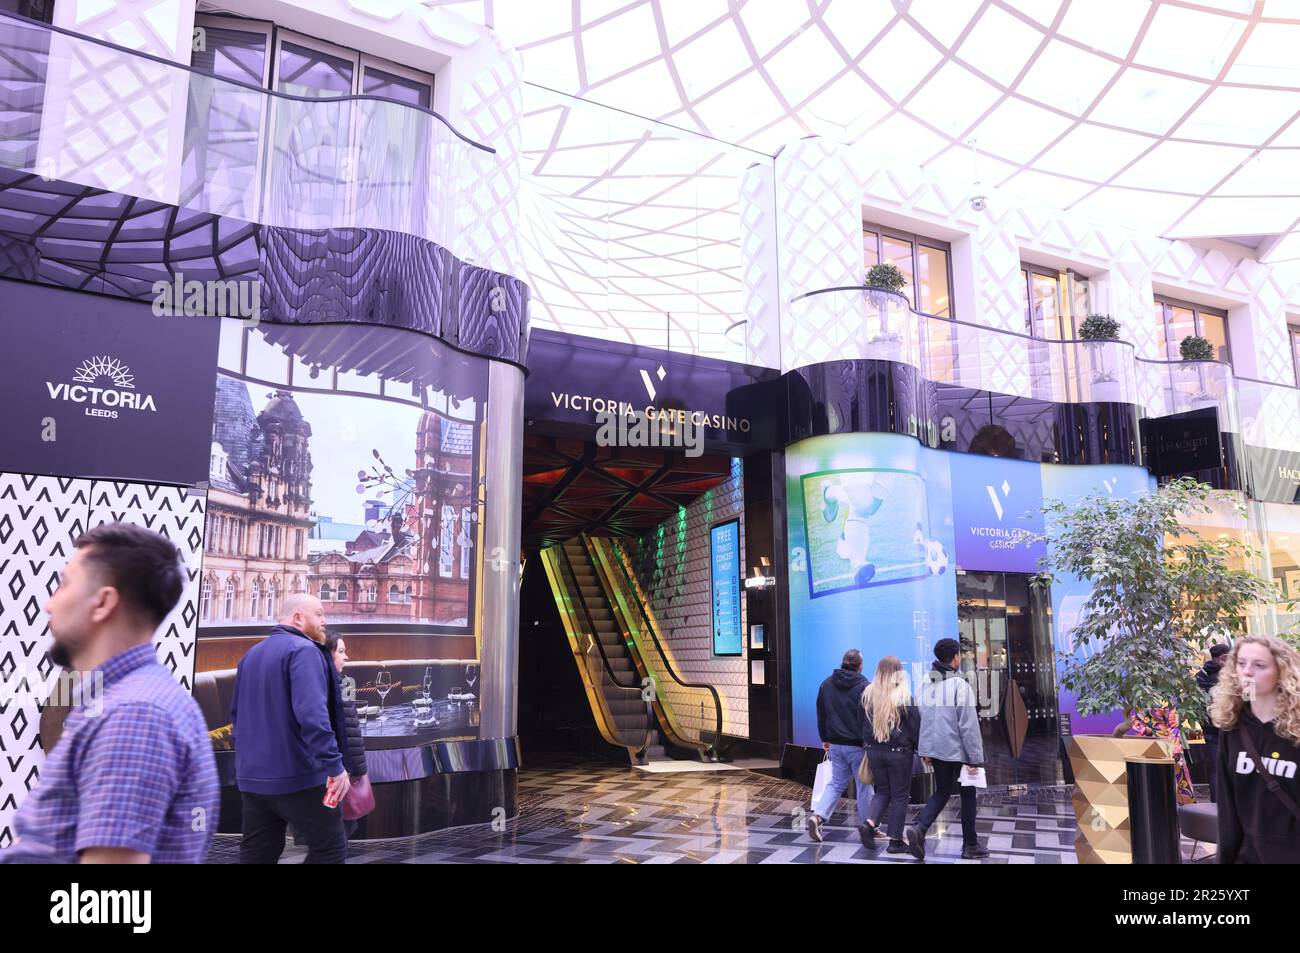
top-left (905, 638), bottom-right (989, 861)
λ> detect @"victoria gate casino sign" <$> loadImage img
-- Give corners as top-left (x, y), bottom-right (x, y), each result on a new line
top-left (524, 330), bottom-right (772, 445)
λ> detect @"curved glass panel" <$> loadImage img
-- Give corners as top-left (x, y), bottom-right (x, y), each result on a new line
top-left (0, 14), bottom-right (488, 259)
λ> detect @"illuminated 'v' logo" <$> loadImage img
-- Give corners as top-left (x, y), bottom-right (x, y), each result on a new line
top-left (986, 480), bottom-right (1010, 521)
top-left (640, 364), bottom-right (666, 402)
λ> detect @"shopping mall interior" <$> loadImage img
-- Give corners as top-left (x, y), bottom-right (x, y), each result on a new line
top-left (2, 0), bottom-right (1299, 873)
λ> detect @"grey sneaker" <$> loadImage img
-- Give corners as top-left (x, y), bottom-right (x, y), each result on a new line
top-left (806, 813), bottom-right (824, 843)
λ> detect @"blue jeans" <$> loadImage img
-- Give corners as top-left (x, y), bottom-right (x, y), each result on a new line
top-left (812, 744), bottom-right (874, 825)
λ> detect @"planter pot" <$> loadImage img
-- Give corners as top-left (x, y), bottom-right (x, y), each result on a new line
top-left (1068, 735), bottom-right (1173, 864)
top-left (1092, 378), bottom-right (1121, 403)
top-left (868, 335), bottom-right (904, 363)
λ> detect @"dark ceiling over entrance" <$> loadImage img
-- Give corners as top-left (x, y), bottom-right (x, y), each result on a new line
top-left (521, 432), bottom-right (733, 550)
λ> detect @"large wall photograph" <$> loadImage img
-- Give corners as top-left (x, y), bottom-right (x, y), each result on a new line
top-left (198, 321), bottom-right (488, 636)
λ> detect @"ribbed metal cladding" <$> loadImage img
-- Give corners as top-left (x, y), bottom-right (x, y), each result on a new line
top-left (478, 360), bottom-right (525, 739)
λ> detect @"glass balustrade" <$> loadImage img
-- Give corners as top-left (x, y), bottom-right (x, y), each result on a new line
top-left (790, 286), bottom-right (1141, 408)
top-left (0, 13), bottom-right (490, 255)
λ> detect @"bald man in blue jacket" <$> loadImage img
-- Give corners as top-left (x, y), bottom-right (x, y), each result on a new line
top-left (231, 593), bottom-right (351, 864)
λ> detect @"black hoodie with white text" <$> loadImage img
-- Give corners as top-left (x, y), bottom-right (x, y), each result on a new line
top-left (1217, 707), bottom-right (1300, 864)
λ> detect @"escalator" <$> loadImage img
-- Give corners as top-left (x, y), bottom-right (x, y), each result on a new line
top-left (540, 534), bottom-right (725, 765)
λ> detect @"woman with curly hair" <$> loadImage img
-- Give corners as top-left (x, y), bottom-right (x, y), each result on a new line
top-left (1210, 635), bottom-right (1300, 864)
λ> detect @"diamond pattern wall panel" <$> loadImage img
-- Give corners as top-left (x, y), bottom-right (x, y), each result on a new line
top-left (0, 473), bottom-right (89, 850)
top-left (85, 481), bottom-right (206, 692)
top-left (773, 138), bottom-right (863, 372)
top-left (626, 463), bottom-right (748, 739)
top-left (0, 471), bottom-right (204, 849)
top-left (739, 162), bottom-right (781, 369)
top-left (452, 37), bottom-right (525, 279)
top-left (40, 0), bottom-right (197, 205)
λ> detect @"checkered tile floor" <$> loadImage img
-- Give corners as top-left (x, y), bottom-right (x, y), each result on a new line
top-left (205, 756), bottom-right (1215, 864)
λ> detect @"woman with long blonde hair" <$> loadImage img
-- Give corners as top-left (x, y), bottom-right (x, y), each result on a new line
top-left (1210, 635), bottom-right (1300, 864)
top-left (859, 655), bottom-right (921, 856)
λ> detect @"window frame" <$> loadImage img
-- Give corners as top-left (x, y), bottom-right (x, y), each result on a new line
top-left (862, 221), bottom-right (954, 320)
top-left (1155, 295), bottom-right (1231, 364)
top-left (193, 14), bottom-right (275, 87)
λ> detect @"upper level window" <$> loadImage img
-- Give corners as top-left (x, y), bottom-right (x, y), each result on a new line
top-left (0, 1), bottom-right (54, 23)
top-left (192, 17), bottom-right (434, 104)
top-left (193, 16), bottom-right (272, 85)
top-left (1154, 296), bottom-right (1230, 364)
top-left (1020, 266), bottom-right (1090, 340)
top-left (863, 223), bottom-right (952, 319)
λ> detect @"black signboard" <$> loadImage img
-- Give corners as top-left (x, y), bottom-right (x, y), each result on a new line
top-left (1141, 407), bottom-right (1222, 477)
top-left (0, 279), bottom-right (221, 485)
top-left (523, 328), bottom-right (778, 447)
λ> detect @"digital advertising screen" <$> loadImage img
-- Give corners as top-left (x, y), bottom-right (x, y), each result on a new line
top-left (787, 433), bottom-right (957, 747)
top-left (199, 321), bottom-right (488, 636)
top-left (710, 519), bottom-right (743, 656)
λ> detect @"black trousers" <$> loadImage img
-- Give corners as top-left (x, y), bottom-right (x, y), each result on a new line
top-left (915, 759), bottom-right (979, 848)
top-left (239, 785), bottom-right (347, 864)
top-left (865, 749), bottom-right (913, 840)
top-left (1205, 738), bottom-right (1220, 802)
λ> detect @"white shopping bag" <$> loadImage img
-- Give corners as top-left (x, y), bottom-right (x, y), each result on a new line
top-left (811, 753), bottom-right (834, 808)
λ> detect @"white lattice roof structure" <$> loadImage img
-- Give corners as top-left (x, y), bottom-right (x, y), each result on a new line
top-left (433, 0), bottom-right (1300, 260)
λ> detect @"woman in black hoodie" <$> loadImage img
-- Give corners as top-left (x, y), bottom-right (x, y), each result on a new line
top-left (324, 633), bottom-right (368, 836)
top-left (860, 655), bottom-right (921, 856)
top-left (1210, 635), bottom-right (1300, 864)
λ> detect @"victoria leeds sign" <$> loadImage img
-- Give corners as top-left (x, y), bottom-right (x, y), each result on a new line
top-left (0, 279), bottom-right (220, 485)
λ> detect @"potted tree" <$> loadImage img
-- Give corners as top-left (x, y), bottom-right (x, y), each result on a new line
top-left (1179, 335), bottom-right (1219, 411)
top-left (1034, 477), bottom-right (1278, 864)
top-left (863, 263), bottom-right (908, 361)
top-left (1078, 314), bottom-right (1122, 402)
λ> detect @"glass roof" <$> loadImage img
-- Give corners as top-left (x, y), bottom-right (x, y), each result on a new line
top-left (433, 0), bottom-right (1300, 261)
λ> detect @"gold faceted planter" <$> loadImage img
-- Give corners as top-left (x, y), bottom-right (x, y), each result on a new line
top-left (1069, 735), bottom-right (1174, 864)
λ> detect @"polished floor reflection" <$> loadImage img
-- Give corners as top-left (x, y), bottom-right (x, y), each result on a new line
top-left (206, 755), bottom-right (1216, 864)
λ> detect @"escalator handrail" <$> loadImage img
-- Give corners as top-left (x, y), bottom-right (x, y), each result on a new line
top-left (556, 543), bottom-right (642, 694)
top-left (550, 544), bottom-right (648, 754)
top-left (588, 535), bottom-right (726, 755)
top-left (583, 637), bottom-right (654, 755)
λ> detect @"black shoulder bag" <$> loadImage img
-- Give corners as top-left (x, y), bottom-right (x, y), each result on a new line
top-left (1237, 721), bottom-right (1300, 825)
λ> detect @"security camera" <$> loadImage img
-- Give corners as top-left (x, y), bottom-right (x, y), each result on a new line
top-left (969, 194), bottom-right (987, 212)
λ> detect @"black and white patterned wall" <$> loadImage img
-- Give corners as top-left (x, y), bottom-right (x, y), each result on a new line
top-left (0, 472), bottom-right (205, 848)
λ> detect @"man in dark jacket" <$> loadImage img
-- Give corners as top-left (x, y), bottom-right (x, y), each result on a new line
top-left (232, 593), bottom-right (351, 863)
top-left (1198, 644), bottom-right (1230, 801)
top-left (808, 649), bottom-right (872, 842)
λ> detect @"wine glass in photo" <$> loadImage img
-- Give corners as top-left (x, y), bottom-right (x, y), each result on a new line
top-left (375, 669), bottom-right (393, 721)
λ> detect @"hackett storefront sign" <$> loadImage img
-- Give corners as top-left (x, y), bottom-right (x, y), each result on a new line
top-left (0, 279), bottom-right (220, 485)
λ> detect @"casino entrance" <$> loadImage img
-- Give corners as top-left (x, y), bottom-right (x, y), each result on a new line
top-left (953, 569), bottom-right (1060, 785)
top-left (515, 331), bottom-right (787, 769)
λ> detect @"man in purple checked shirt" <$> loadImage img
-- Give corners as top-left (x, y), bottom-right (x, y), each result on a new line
top-left (1, 522), bottom-right (218, 864)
